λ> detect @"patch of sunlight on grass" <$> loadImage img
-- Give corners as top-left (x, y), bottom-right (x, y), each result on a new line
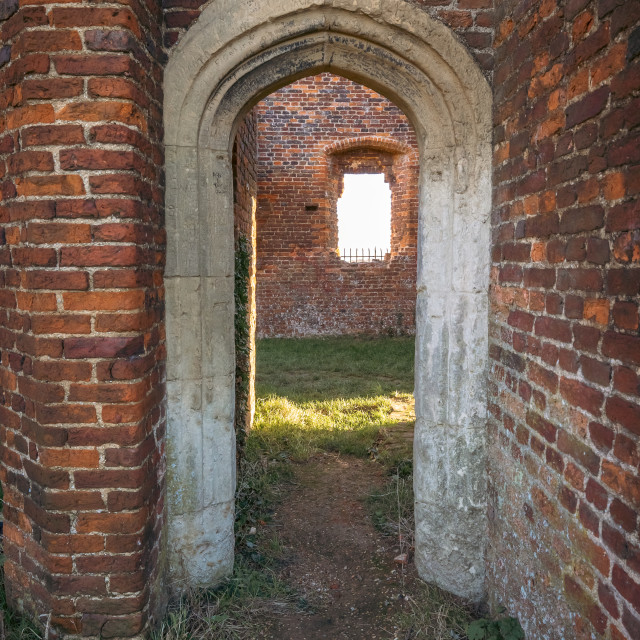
top-left (252, 394), bottom-right (397, 460)
top-left (252, 336), bottom-right (415, 460)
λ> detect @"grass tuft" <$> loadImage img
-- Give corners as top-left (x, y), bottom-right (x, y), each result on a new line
top-left (0, 562), bottom-right (42, 640)
top-left (391, 581), bottom-right (474, 640)
top-left (251, 394), bottom-right (396, 461)
top-left (368, 472), bottom-right (414, 540)
top-left (155, 522), bottom-right (301, 640)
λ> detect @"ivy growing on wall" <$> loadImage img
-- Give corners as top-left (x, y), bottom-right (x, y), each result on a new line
top-left (234, 234), bottom-right (252, 457)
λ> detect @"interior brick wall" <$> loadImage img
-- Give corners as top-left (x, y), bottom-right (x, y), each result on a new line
top-left (0, 0), bottom-right (166, 635)
top-left (254, 73), bottom-right (420, 337)
top-left (232, 111), bottom-right (258, 445)
top-left (488, 1), bottom-right (640, 638)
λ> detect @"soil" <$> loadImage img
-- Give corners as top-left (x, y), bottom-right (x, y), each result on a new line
top-left (258, 403), bottom-right (421, 640)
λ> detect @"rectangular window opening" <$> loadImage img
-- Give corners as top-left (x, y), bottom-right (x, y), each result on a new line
top-left (337, 173), bottom-right (391, 263)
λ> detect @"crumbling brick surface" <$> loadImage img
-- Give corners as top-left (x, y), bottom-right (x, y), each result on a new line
top-left (488, 1), bottom-right (640, 638)
top-left (0, 0), bottom-right (167, 634)
top-left (253, 73), bottom-right (419, 337)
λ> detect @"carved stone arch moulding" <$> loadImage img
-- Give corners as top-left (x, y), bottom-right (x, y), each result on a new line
top-left (164, 0), bottom-right (492, 601)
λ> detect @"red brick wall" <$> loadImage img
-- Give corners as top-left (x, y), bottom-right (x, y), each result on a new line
top-left (254, 73), bottom-right (420, 337)
top-left (488, 1), bottom-right (640, 638)
top-left (0, 0), bottom-right (166, 635)
top-left (234, 112), bottom-right (258, 242)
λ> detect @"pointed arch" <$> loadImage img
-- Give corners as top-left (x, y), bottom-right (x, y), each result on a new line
top-left (164, 0), bottom-right (491, 600)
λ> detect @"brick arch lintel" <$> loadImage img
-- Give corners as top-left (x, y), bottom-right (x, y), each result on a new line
top-left (324, 136), bottom-right (412, 157)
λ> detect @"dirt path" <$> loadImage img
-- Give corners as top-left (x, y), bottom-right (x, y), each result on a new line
top-left (259, 453), bottom-right (420, 640)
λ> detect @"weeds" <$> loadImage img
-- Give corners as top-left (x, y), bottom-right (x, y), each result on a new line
top-left (391, 581), bottom-right (475, 640)
top-left (367, 459), bottom-right (476, 640)
top-left (234, 452), bottom-right (290, 537)
top-left (1, 485), bottom-right (41, 640)
top-left (368, 471), bottom-right (414, 540)
top-left (0, 562), bottom-right (42, 640)
top-left (156, 531), bottom-right (302, 640)
top-left (467, 615), bottom-right (524, 640)
top-left (369, 468), bottom-right (478, 640)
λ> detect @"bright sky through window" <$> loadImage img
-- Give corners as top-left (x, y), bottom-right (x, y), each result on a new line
top-left (337, 173), bottom-right (391, 254)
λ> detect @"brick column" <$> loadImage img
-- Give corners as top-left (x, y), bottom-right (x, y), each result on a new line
top-left (0, 0), bottom-right (165, 635)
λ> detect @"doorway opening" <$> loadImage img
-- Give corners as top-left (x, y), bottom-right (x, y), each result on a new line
top-left (223, 73), bottom-right (433, 634)
top-left (251, 73), bottom-right (419, 338)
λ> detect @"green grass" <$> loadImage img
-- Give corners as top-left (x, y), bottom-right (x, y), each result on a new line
top-left (393, 580), bottom-right (475, 639)
top-left (252, 336), bottom-right (414, 461)
top-left (155, 548), bottom-right (301, 640)
top-left (368, 473), bottom-right (414, 538)
top-left (0, 569), bottom-right (42, 640)
top-left (251, 394), bottom-right (395, 461)
top-left (0, 482), bottom-right (42, 640)
top-left (256, 335), bottom-right (414, 400)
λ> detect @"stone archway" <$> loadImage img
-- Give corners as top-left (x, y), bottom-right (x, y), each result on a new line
top-left (164, 0), bottom-right (492, 601)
